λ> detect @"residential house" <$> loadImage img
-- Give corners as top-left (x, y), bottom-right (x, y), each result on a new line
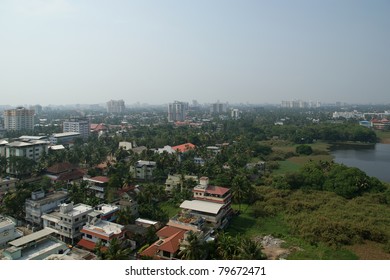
top-left (130, 160), bottom-right (156, 180)
top-left (77, 214), bottom-right (125, 252)
top-left (25, 190), bottom-right (69, 227)
top-left (45, 162), bottom-right (85, 184)
top-left (41, 202), bottom-right (93, 243)
top-left (0, 177), bottom-right (18, 193)
top-left (172, 143), bottom-right (196, 153)
top-left (180, 177), bottom-right (232, 229)
top-left (165, 174), bottom-right (198, 195)
top-left (0, 215), bottom-right (23, 248)
top-left (139, 226), bottom-right (187, 260)
top-left (83, 176), bottom-right (109, 199)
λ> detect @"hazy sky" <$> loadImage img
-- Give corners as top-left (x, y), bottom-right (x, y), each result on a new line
top-left (1, 0), bottom-right (389, 106)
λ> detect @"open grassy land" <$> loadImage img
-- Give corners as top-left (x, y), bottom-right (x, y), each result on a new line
top-left (225, 186), bottom-right (390, 260)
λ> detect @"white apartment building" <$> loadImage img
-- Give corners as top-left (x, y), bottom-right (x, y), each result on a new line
top-left (63, 118), bottom-right (90, 140)
top-left (0, 215), bottom-right (23, 248)
top-left (168, 101), bottom-right (188, 122)
top-left (42, 202), bottom-right (93, 243)
top-left (107, 99), bottom-right (125, 113)
top-left (5, 139), bottom-right (49, 175)
top-left (25, 190), bottom-right (69, 227)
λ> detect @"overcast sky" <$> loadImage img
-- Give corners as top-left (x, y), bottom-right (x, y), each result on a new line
top-left (0, 0), bottom-right (389, 106)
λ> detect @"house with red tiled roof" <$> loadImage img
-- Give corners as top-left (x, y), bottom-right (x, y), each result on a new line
top-left (139, 226), bottom-right (187, 260)
top-left (90, 123), bottom-right (108, 133)
top-left (371, 118), bottom-right (390, 130)
top-left (45, 162), bottom-right (85, 184)
top-left (172, 143), bottom-right (196, 153)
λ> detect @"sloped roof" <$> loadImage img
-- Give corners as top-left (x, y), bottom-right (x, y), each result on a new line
top-left (46, 162), bottom-right (74, 174)
top-left (56, 170), bottom-right (85, 182)
top-left (205, 185), bottom-right (230, 196)
top-left (140, 226), bottom-right (186, 257)
top-left (172, 143), bottom-right (196, 153)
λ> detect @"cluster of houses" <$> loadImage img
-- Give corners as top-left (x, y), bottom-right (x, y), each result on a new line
top-left (0, 172), bottom-right (233, 260)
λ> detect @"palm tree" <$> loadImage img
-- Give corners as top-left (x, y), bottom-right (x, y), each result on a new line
top-left (216, 232), bottom-right (240, 260)
top-left (179, 231), bottom-right (206, 260)
top-left (238, 238), bottom-right (266, 260)
top-left (95, 237), bottom-right (132, 260)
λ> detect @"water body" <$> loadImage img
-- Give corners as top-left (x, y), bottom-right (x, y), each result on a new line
top-left (331, 143), bottom-right (390, 183)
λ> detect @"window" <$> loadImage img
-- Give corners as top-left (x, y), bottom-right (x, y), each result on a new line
top-left (86, 234), bottom-right (92, 239)
top-left (75, 218), bottom-right (79, 222)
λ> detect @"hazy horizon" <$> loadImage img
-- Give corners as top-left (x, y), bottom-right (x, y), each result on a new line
top-left (1, 0), bottom-right (389, 106)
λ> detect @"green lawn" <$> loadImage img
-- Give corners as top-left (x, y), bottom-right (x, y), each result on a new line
top-left (159, 201), bottom-right (181, 217)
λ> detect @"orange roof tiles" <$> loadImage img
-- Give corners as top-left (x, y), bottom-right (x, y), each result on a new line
top-left (172, 143), bottom-right (196, 153)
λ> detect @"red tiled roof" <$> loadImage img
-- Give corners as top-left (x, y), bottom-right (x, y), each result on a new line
top-left (46, 162), bottom-right (74, 174)
top-left (140, 226), bottom-right (186, 258)
top-left (157, 226), bottom-right (184, 238)
top-left (172, 143), bottom-right (196, 153)
top-left (77, 238), bottom-right (107, 252)
top-left (90, 123), bottom-right (108, 131)
top-left (205, 185), bottom-right (230, 196)
top-left (56, 169), bottom-right (85, 182)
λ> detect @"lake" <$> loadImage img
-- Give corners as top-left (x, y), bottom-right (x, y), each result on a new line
top-left (331, 143), bottom-right (390, 183)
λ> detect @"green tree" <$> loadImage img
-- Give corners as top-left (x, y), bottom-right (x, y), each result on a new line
top-left (179, 231), bottom-right (206, 260)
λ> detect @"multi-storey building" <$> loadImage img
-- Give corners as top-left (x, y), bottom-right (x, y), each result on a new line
top-left (210, 102), bottom-right (228, 114)
top-left (130, 160), bottom-right (156, 180)
top-left (3, 107), bottom-right (34, 131)
top-left (0, 215), bottom-right (23, 248)
top-left (83, 176), bottom-right (109, 199)
top-left (168, 101), bottom-right (188, 122)
top-left (5, 139), bottom-right (49, 175)
top-left (25, 190), bottom-right (69, 227)
top-left (63, 118), bottom-right (90, 140)
top-left (180, 177), bottom-right (232, 229)
top-left (42, 202), bottom-right (93, 243)
top-left (106, 100), bottom-right (125, 114)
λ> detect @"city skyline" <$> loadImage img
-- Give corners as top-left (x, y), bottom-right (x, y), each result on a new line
top-left (0, 0), bottom-right (389, 106)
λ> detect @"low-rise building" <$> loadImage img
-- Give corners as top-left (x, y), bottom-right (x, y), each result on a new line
top-left (93, 204), bottom-right (120, 222)
top-left (0, 177), bottom-right (18, 193)
top-left (25, 190), bottom-right (69, 227)
top-left (49, 132), bottom-right (81, 145)
top-left (83, 176), bottom-right (109, 199)
top-left (140, 226), bottom-right (187, 260)
top-left (0, 215), bottom-right (23, 248)
top-left (2, 228), bottom-right (67, 260)
top-left (77, 214), bottom-right (125, 252)
top-left (165, 174), bottom-right (198, 194)
top-left (130, 160), bottom-right (156, 180)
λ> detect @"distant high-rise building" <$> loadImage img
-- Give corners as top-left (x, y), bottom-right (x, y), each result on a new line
top-left (168, 101), bottom-right (188, 122)
top-left (30, 105), bottom-right (42, 115)
top-left (231, 109), bottom-right (240, 119)
top-left (63, 118), bottom-right (90, 140)
top-left (3, 107), bottom-right (35, 131)
top-left (210, 102), bottom-right (228, 114)
top-left (107, 100), bottom-right (125, 113)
